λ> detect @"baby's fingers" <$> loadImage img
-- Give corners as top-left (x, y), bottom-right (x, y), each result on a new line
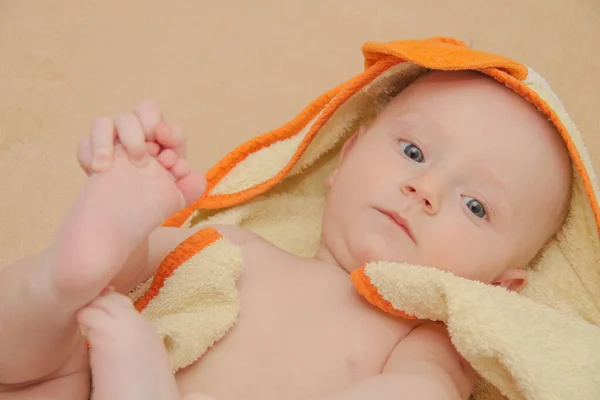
top-left (90, 116), bottom-right (117, 172)
top-left (156, 122), bottom-right (187, 157)
top-left (114, 113), bottom-right (150, 167)
top-left (134, 100), bottom-right (163, 142)
top-left (77, 137), bottom-right (93, 174)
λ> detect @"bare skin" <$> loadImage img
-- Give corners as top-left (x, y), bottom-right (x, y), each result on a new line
top-left (0, 71), bottom-right (572, 400)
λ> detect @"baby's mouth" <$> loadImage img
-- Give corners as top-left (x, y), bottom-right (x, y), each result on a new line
top-left (376, 208), bottom-right (417, 243)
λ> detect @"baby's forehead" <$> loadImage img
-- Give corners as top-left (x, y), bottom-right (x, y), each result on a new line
top-left (380, 72), bottom-right (558, 147)
top-left (385, 71), bottom-right (527, 114)
top-left (377, 72), bottom-right (570, 195)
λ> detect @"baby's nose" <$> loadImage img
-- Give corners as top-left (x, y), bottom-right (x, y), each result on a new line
top-left (401, 182), bottom-right (438, 215)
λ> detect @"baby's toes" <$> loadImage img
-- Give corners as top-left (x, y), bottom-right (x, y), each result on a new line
top-left (147, 141), bottom-right (161, 157)
top-left (156, 122), bottom-right (187, 157)
top-left (171, 158), bottom-right (191, 181)
top-left (157, 149), bottom-right (179, 170)
top-left (177, 171), bottom-right (207, 206)
top-left (157, 150), bottom-right (200, 197)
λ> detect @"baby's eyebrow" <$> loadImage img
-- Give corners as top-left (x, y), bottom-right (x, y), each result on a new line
top-left (469, 163), bottom-right (512, 220)
top-left (393, 112), bottom-right (440, 136)
top-left (466, 157), bottom-right (505, 192)
top-left (390, 116), bottom-right (420, 131)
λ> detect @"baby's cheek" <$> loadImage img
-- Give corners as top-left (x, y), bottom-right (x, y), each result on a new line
top-left (424, 230), bottom-right (486, 276)
top-left (350, 231), bottom-right (387, 264)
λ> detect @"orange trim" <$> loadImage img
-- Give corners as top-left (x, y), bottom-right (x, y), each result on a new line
top-left (350, 267), bottom-right (417, 319)
top-left (162, 87), bottom-right (340, 227)
top-left (162, 206), bottom-right (195, 228)
top-left (480, 67), bottom-right (600, 237)
top-left (134, 227), bottom-right (222, 311)
top-left (362, 38), bottom-right (528, 80)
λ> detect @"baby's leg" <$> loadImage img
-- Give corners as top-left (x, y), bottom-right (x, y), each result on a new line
top-left (0, 103), bottom-right (205, 388)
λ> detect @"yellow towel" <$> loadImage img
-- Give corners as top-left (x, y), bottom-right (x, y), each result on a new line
top-left (132, 37), bottom-right (600, 399)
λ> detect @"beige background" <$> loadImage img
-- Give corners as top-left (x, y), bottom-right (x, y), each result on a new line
top-left (1, 0), bottom-right (599, 266)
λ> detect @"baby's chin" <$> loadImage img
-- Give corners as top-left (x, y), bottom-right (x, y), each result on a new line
top-left (344, 235), bottom-right (416, 271)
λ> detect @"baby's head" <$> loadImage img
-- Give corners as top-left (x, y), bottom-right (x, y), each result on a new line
top-left (317, 71), bottom-right (572, 290)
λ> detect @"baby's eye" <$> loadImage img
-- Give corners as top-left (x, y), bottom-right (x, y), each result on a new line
top-left (400, 141), bottom-right (424, 163)
top-left (462, 196), bottom-right (487, 219)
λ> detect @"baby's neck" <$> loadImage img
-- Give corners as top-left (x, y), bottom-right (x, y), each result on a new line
top-left (313, 241), bottom-right (352, 274)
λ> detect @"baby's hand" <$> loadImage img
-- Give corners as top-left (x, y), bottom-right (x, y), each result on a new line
top-left (77, 100), bottom-right (188, 175)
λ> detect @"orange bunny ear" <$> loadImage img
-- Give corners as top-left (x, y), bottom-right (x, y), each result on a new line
top-left (362, 38), bottom-right (528, 79)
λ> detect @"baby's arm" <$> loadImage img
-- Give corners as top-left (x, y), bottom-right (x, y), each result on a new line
top-left (319, 323), bottom-right (475, 400)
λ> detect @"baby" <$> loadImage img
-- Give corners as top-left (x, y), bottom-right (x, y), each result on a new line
top-left (0, 71), bottom-right (572, 400)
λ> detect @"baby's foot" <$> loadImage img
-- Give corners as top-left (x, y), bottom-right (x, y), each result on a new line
top-left (48, 101), bottom-right (206, 304)
top-left (78, 289), bottom-right (179, 400)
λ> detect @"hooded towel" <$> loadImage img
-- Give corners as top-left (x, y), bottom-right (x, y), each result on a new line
top-left (131, 37), bottom-right (600, 400)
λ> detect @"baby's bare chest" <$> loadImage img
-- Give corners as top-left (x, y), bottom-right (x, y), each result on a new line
top-left (175, 238), bottom-right (415, 400)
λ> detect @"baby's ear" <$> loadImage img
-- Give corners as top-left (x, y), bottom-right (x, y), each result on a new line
top-left (492, 268), bottom-right (528, 292)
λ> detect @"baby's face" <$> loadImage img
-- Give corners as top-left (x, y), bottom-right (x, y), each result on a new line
top-left (319, 71), bottom-right (571, 287)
